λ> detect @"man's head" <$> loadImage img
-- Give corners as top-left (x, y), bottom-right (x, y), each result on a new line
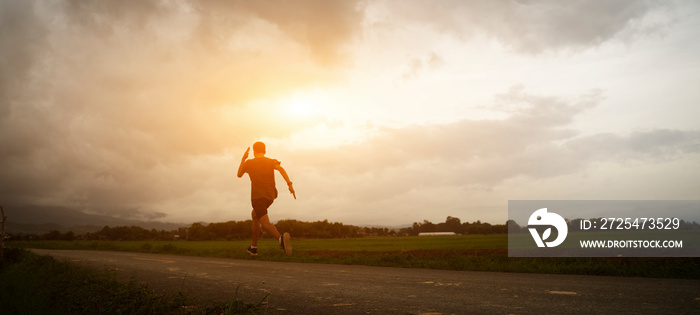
top-left (252, 141), bottom-right (266, 155)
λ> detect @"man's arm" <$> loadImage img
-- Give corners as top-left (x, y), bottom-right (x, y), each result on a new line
top-left (237, 147), bottom-right (250, 178)
top-left (274, 164), bottom-right (295, 199)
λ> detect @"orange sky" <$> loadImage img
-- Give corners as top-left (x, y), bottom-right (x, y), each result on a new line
top-left (2, 1), bottom-right (700, 226)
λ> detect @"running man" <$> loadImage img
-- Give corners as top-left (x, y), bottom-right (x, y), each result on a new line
top-left (237, 141), bottom-right (295, 256)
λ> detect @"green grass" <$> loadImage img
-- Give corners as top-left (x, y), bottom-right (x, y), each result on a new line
top-left (13, 234), bottom-right (504, 251)
top-left (0, 248), bottom-right (267, 314)
top-left (292, 234), bottom-right (507, 250)
top-left (11, 234), bottom-right (700, 279)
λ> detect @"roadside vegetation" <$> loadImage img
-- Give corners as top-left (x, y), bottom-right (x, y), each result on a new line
top-left (7, 216), bottom-right (509, 241)
top-left (12, 234), bottom-right (700, 279)
top-left (0, 248), bottom-right (265, 314)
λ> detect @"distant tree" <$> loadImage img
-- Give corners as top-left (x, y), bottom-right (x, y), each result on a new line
top-left (444, 216), bottom-right (462, 233)
top-left (63, 231), bottom-right (75, 241)
top-left (45, 230), bottom-right (62, 240)
top-left (187, 223), bottom-right (208, 241)
top-left (421, 220), bottom-right (436, 232)
top-left (507, 220), bottom-right (522, 233)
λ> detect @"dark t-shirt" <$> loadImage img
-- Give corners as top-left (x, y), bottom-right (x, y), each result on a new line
top-left (242, 157), bottom-right (280, 201)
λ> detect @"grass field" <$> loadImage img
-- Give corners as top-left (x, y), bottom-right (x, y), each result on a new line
top-left (11, 234), bottom-right (700, 279)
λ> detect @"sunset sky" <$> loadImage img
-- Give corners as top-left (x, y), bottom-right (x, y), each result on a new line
top-left (2, 1), bottom-right (699, 226)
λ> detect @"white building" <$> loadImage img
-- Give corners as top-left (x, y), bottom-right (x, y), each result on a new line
top-left (418, 232), bottom-right (456, 236)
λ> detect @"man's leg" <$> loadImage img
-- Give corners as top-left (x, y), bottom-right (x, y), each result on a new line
top-left (251, 210), bottom-right (261, 247)
top-left (250, 198), bottom-right (291, 256)
top-left (260, 214), bottom-right (292, 256)
top-left (258, 214), bottom-right (281, 240)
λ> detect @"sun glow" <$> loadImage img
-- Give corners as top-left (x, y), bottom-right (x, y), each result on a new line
top-left (283, 91), bottom-right (322, 118)
top-left (261, 89), bottom-right (372, 149)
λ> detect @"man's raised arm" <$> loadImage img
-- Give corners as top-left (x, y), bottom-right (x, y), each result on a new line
top-left (237, 147), bottom-right (250, 178)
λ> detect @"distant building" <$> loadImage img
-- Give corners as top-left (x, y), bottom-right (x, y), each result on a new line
top-left (418, 232), bottom-right (456, 236)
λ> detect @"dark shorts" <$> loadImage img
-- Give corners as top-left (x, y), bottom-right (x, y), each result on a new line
top-left (251, 198), bottom-right (274, 220)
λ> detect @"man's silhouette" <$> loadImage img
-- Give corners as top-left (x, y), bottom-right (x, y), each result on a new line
top-left (237, 141), bottom-right (295, 256)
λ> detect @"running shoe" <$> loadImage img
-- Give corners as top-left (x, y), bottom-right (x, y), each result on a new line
top-left (246, 246), bottom-right (258, 256)
top-left (281, 232), bottom-right (292, 256)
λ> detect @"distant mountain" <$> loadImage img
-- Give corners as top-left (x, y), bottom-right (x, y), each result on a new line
top-left (3, 205), bottom-right (186, 234)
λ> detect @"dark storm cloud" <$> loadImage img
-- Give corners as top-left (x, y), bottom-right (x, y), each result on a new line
top-left (0, 2), bottom-right (46, 111)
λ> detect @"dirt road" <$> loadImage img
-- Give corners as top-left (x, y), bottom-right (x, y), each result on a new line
top-left (31, 249), bottom-right (698, 314)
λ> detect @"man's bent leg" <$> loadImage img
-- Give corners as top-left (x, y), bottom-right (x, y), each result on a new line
top-left (258, 214), bottom-right (281, 240)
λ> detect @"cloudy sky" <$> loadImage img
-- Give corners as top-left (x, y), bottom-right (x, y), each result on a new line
top-left (2, 0), bottom-right (699, 226)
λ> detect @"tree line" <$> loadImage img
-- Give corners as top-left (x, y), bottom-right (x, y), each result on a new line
top-left (15, 216), bottom-right (697, 241)
top-left (10, 216), bottom-right (511, 241)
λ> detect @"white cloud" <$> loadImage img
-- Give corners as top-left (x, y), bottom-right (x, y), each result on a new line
top-left (380, 0), bottom-right (677, 53)
top-left (279, 88), bottom-right (700, 225)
